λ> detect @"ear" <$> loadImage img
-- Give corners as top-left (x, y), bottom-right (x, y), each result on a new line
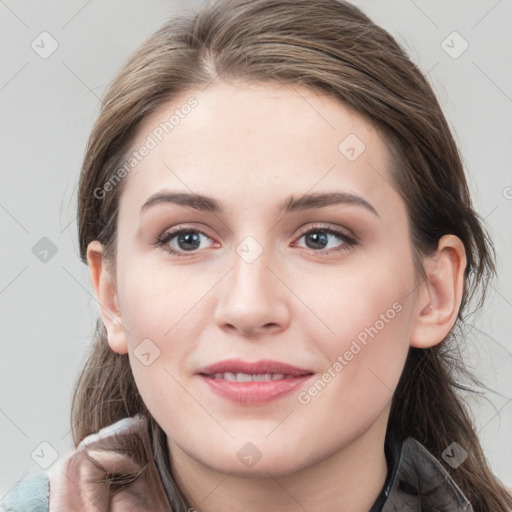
top-left (409, 234), bottom-right (467, 348)
top-left (86, 240), bottom-right (128, 354)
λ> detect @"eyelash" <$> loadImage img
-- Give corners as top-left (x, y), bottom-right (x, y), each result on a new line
top-left (153, 223), bottom-right (359, 258)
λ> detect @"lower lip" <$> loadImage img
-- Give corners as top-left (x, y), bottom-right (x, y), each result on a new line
top-left (199, 374), bottom-right (313, 405)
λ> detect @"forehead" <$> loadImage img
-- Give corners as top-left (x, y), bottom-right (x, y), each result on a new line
top-left (118, 80), bottom-right (398, 219)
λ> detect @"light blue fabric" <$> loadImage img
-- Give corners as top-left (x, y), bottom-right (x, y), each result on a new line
top-left (0, 473), bottom-right (49, 512)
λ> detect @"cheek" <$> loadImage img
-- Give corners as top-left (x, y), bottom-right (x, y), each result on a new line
top-left (291, 302), bottom-right (412, 459)
top-left (117, 260), bottom-right (215, 344)
top-left (300, 252), bottom-right (412, 346)
top-left (295, 251), bottom-right (415, 402)
top-left (330, 278), bottom-right (411, 361)
top-left (334, 298), bottom-right (411, 403)
top-left (116, 262), bottom-right (218, 414)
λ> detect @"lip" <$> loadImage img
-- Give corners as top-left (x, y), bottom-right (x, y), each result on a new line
top-left (198, 358), bottom-right (313, 376)
top-left (197, 358), bottom-right (314, 405)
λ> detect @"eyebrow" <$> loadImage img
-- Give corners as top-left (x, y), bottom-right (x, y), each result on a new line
top-left (140, 190), bottom-right (379, 217)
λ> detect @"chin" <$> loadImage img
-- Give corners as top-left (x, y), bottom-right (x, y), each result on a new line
top-left (197, 443), bottom-right (316, 478)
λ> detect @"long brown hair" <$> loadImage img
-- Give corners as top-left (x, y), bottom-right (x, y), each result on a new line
top-left (71, 0), bottom-right (512, 510)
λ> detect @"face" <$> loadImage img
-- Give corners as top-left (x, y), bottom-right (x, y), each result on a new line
top-left (105, 80), bottom-right (421, 476)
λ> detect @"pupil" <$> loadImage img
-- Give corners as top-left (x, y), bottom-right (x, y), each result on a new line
top-left (306, 231), bottom-right (328, 249)
top-left (178, 232), bottom-right (201, 250)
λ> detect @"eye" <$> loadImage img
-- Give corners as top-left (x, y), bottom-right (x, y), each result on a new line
top-left (293, 224), bottom-right (358, 255)
top-left (153, 223), bottom-right (358, 257)
top-left (153, 227), bottom-right (216, 257)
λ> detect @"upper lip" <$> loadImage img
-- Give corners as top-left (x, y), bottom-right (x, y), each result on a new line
top-left (199, 358), bottom-right (313, 376)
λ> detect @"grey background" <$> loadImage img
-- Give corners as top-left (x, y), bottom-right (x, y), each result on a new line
top-left (1, 0), bottom-right (511, 495)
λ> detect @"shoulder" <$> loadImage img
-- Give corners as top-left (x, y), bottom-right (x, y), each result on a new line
top-left (0, 472), bottom-right (49, 512)
top-left (0, 415), bottom-right (171, 512)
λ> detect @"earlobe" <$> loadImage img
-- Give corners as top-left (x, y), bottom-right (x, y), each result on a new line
top-left (410, 235), bottom-right (467, 349)
top-left (86, 241), bottom-right (128, 354)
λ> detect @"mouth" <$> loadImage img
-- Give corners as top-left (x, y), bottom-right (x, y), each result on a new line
top-left (203, 372), bottom-right (302, 381)
top-left (197, 359), bottom-right (314, 405)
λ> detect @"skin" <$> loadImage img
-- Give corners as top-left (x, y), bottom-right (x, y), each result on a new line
top-left (87, 80), bottom-right (466, 512)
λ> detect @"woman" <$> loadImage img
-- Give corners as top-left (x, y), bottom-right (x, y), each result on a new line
top-left (2, 0), bottom-right (510, 510)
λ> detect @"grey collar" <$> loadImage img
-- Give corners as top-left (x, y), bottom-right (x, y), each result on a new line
top-left (373, 435), bottom-right (473, 511)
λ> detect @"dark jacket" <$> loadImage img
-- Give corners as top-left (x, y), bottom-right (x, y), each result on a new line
top-left (0, 414), bottom-right (473, 511)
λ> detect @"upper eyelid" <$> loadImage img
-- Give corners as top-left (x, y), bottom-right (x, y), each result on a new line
top-left (160, 222), bottom-right (351, 237)
top-left (295, 222), bottom-right (355, 238)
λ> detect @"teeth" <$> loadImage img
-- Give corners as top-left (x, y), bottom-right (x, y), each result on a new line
top-left (210, 372), bottom-right (289, 381)
top-left (253, 374), bottom-right (271, 381)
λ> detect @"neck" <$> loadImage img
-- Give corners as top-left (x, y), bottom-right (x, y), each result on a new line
top-left (167, 411), bottom-right (390, 512)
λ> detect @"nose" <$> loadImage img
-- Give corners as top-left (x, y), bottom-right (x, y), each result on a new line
top-left (213, 243), bottom-right (290, 337)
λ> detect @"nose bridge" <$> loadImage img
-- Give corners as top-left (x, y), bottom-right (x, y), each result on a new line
top-left (233, 235), bottom-right (270, 294)
top-left (230, 233), bottom-right (275, 308)
top-left (214, 233), bottom-right (288, 335)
